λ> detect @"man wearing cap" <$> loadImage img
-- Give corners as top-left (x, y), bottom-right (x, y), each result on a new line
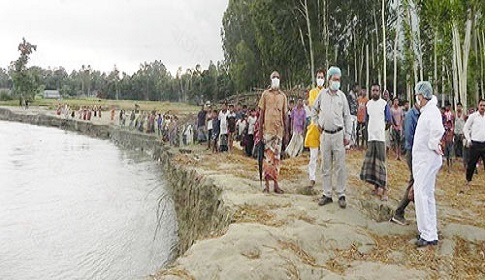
top-left (311, 66), bottom-right (352, 208)
top-left (462, 98), bottom-right (485, 193)
top-left (305, 69), bottom-right (325, 188)
top-left (258, 71), bottom-right (289, 194)
top-left (412, 81), bottom-right (444, 247)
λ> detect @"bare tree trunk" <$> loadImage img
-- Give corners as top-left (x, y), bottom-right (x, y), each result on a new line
top-left (480, 30), bottom-right (485, 98)
top-left (452, 11), bottom-right (474, 111)
top-left (366, 44), bottom-right (370, 94)
top-left (408, 0), bottom-right (423, 81)
top-left (434, 31), bottom-right (438, 96)
top-left (300, 0), bottom-right (315, 86)
top-left (442, 56), bottom-right (448, 108)
top-left (323, 0), bottom-right (329, 68)
top-left (452, 29), bottom-right (460, 106)
top-left (382, 0), bottom-right (387, 90)
top-left (359, 42), bottom-right (365, 86)
top-left (406, 74), bottom-right (411, 104)
top-left (353, 31), bottom-right (358, 83)
top-left (393, 0), bottom-right (400, 97)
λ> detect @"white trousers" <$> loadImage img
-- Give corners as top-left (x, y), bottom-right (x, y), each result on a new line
top-left (413, 154), bottom-right (441, 241)
top-left (349, 115), bottom-right (357, 147)
top-left (308, 147), bottom-right (319, 181)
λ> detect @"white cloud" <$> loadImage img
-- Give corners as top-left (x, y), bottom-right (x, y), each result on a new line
top-left (0, 0), bottom-right (228, 75)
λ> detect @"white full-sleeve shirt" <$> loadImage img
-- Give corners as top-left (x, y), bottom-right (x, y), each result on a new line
top-left (463, 111), bottom-right (485, 142)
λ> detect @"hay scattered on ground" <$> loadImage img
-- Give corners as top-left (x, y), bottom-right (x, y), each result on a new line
top-left (233, 204), bottom-right (286, 227)
top-left (154, 268), bottom-right (196, 280)
top-left (277, 239), bottom-right (321, 268)
top-left (322, 231), bottom-right (485, 279)
top-left (451, 237), bottom-right (485, 278)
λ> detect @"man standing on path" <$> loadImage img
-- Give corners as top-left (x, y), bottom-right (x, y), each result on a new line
top-left (391, 101), bottom-right (420, 225)
top-left (285, 99), bottom-right (306, 157)
top-left (391, 97), bottom-right (404, 161)
top-left (304, 69), bottom-right (325, 188)
top-left (311, 66), bottom-right (351, 208)
top-left (196, 105), bottom-right (207, 144)
top-left (347, 83), bottom-right (359, 148)
top-left (356, 89), bottom-right (369, 149)
top-left (360, 83), bottom-right (392, 201)
top-left (218, 103), bottom-right (230, 152)
top-left (461, 99), bottom-right (485, 193)
top-left (258, 71), bottom-right (289, 194)
top-left (412, 81), bottom-right (444, 247)
top-left (454, 103), bottom-right (466, 160)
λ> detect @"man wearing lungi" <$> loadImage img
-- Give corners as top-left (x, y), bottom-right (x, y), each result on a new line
top-left (360, 83), bottom-right (392, 201)
top-left (258, 71), bottom-right (289, 194)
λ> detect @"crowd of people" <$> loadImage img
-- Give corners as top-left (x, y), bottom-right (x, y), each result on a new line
top-left (255, 66), bottom-right (484, 248)
top-left (52, 68), bottom-right (485, 249)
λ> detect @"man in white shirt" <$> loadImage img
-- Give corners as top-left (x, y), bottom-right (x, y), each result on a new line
top-left (218, 103), bottom-right (230, 152)
top-left (360, 83), bottom-right (392, 201)
top-left (462, 98), bottom-right (485, 193)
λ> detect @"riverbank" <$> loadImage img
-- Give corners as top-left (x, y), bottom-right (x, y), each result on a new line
top-left (1, 106), bottom-right (484, 279)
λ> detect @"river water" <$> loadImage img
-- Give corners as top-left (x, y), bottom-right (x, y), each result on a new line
top-left (0, 120), bottom-right (177, 279)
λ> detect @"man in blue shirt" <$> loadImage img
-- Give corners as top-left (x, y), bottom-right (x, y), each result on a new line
top-left (391, 102), bottom-right (420, 225)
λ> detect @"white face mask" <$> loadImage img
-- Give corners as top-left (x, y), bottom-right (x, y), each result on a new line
top-left (415, 95), bottom-right (420, 105)
top-left (271, 78), bottom-right (280, 89)
top-left (316, 78), bottom-right (325, 87)
top-left (330, 81), bottom-right (340, 91)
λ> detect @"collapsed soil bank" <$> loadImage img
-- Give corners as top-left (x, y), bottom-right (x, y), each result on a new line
top-left (0, 107), bottom-right (231, 260)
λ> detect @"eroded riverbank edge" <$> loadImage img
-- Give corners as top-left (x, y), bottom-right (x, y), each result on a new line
top-left (1, 107), bottom-right (484, 280)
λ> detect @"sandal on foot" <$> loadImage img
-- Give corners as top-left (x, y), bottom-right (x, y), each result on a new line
top-left (263, 187), bottom-right (269, 193)
top-left (309, 180), bottom-right (315, 188)
top-left (274, 187), bottom-right (284, 194)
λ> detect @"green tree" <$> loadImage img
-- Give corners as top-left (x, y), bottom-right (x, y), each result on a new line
top-left (9, 38), bottom-right (39, 99)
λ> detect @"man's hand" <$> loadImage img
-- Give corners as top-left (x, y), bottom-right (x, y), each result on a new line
top-left (317, 125), bottom-right (323, 133)
top-left (343, 138), bottom-right (350, 146)
top-left (435, 144), bottom-right (444, 156)
top-left (284, 132), bottom-right (290, 146)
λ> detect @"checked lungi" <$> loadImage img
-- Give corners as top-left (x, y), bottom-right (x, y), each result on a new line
top-left (360, 141), bottom-right (387, 188)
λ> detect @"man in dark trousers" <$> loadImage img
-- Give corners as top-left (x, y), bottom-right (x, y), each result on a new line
top-left (461, 98), bottom-right (485, 193)
top-left (391, 101), bottom-right (420, 225)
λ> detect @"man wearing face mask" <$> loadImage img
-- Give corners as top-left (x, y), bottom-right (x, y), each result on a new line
top-left (412, 81), bottom-right (444, 247)
top-left (304, 69), bottom-right (326, 188)
top-left (311, 66), bottom-right (352, 208)
top-left (258, 71), bottom-right (289, 194)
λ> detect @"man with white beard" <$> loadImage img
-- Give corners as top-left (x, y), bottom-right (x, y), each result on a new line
top-left (412, 81), bottom-right (444, 248)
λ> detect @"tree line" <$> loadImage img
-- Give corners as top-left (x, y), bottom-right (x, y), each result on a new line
top-left (222, 0), bottom-right (485, 110)
top-left (1, 39), bottom-right (234, 104)
top-left (2, 1), bottom-right (484, 110)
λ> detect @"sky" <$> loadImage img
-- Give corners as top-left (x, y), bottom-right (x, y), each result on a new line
top-left (0, 0), bottom-right (229, 76)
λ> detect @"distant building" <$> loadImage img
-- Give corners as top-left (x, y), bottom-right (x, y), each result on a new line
top-left (43, 90), bottom-right (61, 99)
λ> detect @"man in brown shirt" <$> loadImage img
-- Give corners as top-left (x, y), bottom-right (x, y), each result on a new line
top-left (258, 71), bottom-right (289, 194)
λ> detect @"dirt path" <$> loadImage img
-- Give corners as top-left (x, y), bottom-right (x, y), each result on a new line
top-left (155, 143), bottom-right (484, 280)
